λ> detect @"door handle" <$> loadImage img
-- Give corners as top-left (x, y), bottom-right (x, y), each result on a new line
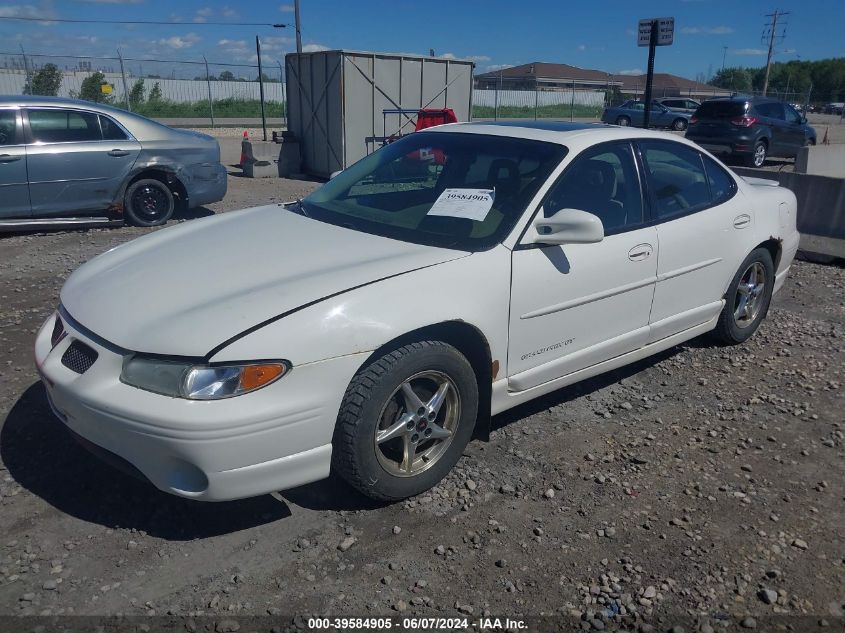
top-left (733, 214), bottom-right (751, 229)
top-left (0, 154), bottom-right (21, 163)
top-left (628, 243), bottom-right (653, 262)
top-left (107, 149), bottom-right (130, 157)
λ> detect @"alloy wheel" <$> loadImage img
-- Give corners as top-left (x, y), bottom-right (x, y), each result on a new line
top-left (374, 370), bottom-right (460, 477)
top-left (753, 144), bottom-right (766, 167)
top-left (733, 261), bottom-right (767, 328)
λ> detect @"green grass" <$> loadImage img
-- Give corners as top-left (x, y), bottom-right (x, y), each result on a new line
top-left (114, 98), bottom-right (285, 119)
top-left (472, 103), bottom-right (603, 119)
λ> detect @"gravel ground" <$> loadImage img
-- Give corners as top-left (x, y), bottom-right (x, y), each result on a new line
top-left (0, 172), bottom-right (843, 632)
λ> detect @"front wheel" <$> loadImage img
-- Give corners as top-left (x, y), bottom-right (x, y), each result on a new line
top-left (124, 178), bottom-right (175, 227)
top-left (711, 248), bottom-right (775, 345)
top-left (672, 118), bottom-right (688, 131)
top-left (616, 116), bottom-right (630, 127)
top-left (332, 341), bottom-right (479, 501)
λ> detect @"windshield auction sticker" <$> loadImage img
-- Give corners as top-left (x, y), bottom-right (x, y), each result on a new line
top-left (427, 188), bottom-right (495, 222)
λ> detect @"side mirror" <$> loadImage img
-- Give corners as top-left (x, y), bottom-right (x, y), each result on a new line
top-left (530, 208), bottom-right (604, 245)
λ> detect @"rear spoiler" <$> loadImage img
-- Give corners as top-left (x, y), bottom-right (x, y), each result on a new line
top-left (741, 175), bottom-right (780, 187)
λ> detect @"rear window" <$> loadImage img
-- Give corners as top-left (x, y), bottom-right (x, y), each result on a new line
top-left (695, 101), bottom-right (747, 119)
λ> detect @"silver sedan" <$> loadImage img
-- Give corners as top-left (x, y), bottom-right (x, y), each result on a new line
top-left (0, 96), bottom-right (227, 230)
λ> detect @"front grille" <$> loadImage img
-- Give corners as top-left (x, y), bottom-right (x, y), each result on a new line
top-left (51, 315), bottom-right (66, 348)
top-left (61, 340), bottom-right (98, 374)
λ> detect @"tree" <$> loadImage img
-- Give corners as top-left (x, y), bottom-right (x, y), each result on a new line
top-left (218, 70), bottom-right (235, 81)
top-left (710, 67), bottom-right (752, 93)
top-left (78, 71), bottom-right (114, 103)
top-left (128, 78), bottom-right (145, 108)
top-left (23, 63), bottom-right (63, 96)
top-left (148, 81), bottom-right (163, 103)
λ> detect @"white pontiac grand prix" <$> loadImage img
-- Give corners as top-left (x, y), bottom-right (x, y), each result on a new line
top-left (35, 122), bottom-right (799, 502)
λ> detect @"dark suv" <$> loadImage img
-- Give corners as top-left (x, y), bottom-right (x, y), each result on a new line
top-left (686, 96), bottom-right (816, 167)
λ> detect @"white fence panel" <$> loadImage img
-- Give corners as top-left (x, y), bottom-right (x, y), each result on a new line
top-left (472, 89), bottom-right (606, 109)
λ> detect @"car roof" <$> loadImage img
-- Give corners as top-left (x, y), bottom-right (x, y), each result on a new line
top-left (0, 95), bottom-right (133, 117)
top-left (426, 120), bottom-right (698, 149)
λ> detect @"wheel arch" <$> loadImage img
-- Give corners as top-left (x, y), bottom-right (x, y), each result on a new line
top-left (356, 320), bottom-right (493, 441)
top-left (724, 239), bottom-right (782, 295)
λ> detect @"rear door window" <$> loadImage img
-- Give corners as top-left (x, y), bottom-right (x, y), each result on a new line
top-left (28, 108), bottom-right (102, 143)
top-left (99, 115), bottom-right (127, 140)
top-left (754, 102), bottom-right (785, 120)
top-left (639, 140), bottom-right (710, 219)
top-left (0, 110), bottom-right (18, 146)
top-left (702, 154), bottom-right (737, 205)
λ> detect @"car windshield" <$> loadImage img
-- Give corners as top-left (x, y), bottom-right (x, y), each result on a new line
top-left (301, 131), bottom-right (567, 251)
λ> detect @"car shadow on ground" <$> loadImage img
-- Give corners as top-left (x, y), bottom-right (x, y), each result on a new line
top-left (173, 205), bottom-right (215, 222)
top-left (1, 344), bottom-right (690, 531)
top-left (0, 383), bottom-right (291, 540)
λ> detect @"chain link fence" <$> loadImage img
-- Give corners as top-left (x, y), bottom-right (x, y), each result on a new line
top-left (1, 50), bottom-right (286, 126)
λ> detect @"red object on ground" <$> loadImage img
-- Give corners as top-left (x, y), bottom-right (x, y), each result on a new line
top-left (239, 130), bottom-right (249, 167)
top-left (415, 108), bottom-right (458, 131)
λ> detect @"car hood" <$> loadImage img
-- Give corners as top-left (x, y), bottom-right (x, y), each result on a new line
top-left (60, 206), bottom-right (468, 357)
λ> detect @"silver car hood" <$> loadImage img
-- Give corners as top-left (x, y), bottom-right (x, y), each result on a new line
top-left (60, 206), bottom-right (467, 357)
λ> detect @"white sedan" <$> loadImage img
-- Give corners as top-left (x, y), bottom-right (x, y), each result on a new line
top-left (34, 122), bottom-right (799, 502)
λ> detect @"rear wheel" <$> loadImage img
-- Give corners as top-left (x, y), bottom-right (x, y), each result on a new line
top-left (332, 341), bottom-right (478, 501)
top-left (672, 118), bottom-right (688, 131)
top-left (711, 248), bottom-right (775, 345)
top-left (616, 116), bottom-right (630, 127)
top-left (124, 178), bottom-right (175, 227)
top-left (744, 140), bottom-right (767, 168)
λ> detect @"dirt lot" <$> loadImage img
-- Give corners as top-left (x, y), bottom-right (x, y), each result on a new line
top-left (0, 166), bottom-right (843, 632)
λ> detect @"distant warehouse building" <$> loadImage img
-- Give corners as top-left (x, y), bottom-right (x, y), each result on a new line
top-left (474, 62), bottom-right (731, 101)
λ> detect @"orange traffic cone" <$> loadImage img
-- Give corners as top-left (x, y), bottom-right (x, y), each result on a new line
top-left (239, 130), bottom-right (250, 167)
top-left (822, 127), bottom-right (830, 145)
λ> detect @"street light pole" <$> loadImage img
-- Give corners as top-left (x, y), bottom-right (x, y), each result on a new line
top-left (256, 36), bottom-right (267, 141)
top-left (294, 0), bottom-right (303, 54)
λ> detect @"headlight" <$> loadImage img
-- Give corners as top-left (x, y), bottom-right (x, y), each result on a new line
top-left (121, 356), bottom-right (289, 400)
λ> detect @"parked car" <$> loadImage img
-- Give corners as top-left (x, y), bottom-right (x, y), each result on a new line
top-left (686, 96), bottom-right (817, 168)
top-left (0, 96), bottom-right (227, 230)
top-left (35, 122), bottom-right (798, 502)
top-left (656, 97), bottom-right (701, 114)
top-left (822, 103), bottom-right (844, 115)
top-left (600, 100), bottom-right (692, 130)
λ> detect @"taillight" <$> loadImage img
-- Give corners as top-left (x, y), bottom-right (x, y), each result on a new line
top-left (690, 115), bottom-right (699, 124)
top-left (730, 115), bottom-right (758, 127)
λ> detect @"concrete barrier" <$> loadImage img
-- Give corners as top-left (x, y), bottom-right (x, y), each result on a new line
top-left (241, 140), bottom-right (278, 178)
top-left (733, 166), bottom-right (845, 259)
top-left (795, 145), bottom-right (845, 178)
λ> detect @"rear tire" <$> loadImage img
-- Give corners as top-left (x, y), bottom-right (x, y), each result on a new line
top-left (744, 140), bottom-right (767, 168)
top-left (711, 248), bottom-right (775, 345)
top-left (616, 116), bottom-right (630, 127)
top-left (124, 178), bottom-right (175, 227)
top-left (332, 341), bottom-right (478, 501)
top-left (672, 118), bottom-right (688, 131)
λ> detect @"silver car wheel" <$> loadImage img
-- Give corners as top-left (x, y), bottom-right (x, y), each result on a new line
top-left (733, 261), bottom-right (767, 328)
top-left (374, 370), bottom-right (460, 477)
top-left (753, 143), bottom-right (766, 167)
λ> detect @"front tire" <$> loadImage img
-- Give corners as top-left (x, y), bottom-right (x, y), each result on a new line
top-left (672, 118), bottom-right (688, 131)
top-left (711, 248), bottom-right (775, 345)
top-left (332, 341), bottom-right (479, 501)
top-left (616, 116), bottom-right (631, 127)
top-left (124, 178), bottom-right (175, 227)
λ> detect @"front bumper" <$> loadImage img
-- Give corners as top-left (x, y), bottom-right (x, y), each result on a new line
top-left (34, 312), bottom-right (366, 501)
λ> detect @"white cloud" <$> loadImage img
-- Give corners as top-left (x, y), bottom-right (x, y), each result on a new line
top-left (681, 25), bottom-right (734, 35)
top-left (617, 68), bottom-right (644, 76)
top-left (0, 4), bottom-right (48, 18)
top-left (733, 48), bottom-right (767, 55)
top-left (76, 0), bottom-right (144, 3)
top-left (194, 6), bottom-right (212, 22)
top-left (577, 44), bottom-right (586, 51)
top-left (279, 4), bottom-right (295, 11)
top-left (156, 33), bottom-right (201, 50)
top-left (483, 64), bottom-right (512, 73)
top-left (222, 6), bottom-right (238, 17)
top-left (302, 43), bottom-right (329, 52)
top-left (439, 53), bottom-right (489, 61)
top-left (439, 52), bottom-right (457, 60)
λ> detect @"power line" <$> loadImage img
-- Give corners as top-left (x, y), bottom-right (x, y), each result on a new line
top-left (0, 16), bottom-right (287, 27)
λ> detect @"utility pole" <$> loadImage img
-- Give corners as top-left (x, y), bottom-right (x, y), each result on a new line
top-left (642, 20), bottom-right (658, 129)
top-left (721, 46), bottom-right (728, 71)
top-left (761, 8), bottom-right (789, 96)
top-left (256, 36), bottom-right (267, 141)
top-left (294, 0), bottom-right (302, 54)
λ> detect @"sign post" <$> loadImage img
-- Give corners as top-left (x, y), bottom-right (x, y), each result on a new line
top-left (637, 17), bottom-right (674, 129)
